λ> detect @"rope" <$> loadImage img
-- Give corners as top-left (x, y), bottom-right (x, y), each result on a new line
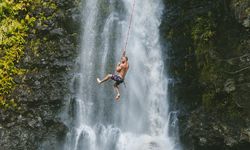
top-left (123, 0), bottom-right (136, 54)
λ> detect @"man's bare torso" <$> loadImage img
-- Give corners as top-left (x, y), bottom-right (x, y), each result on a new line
top-left (118, 64), bottom-right (129, 79)
top-left (116, 62), bottom-right (129, 79)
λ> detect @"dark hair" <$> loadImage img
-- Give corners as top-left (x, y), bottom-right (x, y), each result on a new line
top-left (125, 56), bottom-right (128, 61)
top-left (122, 56), bottom-right (128, 61)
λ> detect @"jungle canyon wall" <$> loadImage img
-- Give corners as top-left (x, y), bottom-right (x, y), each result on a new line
top-left (0, 0), bottom-right (80, 149)
top-left (1, 0), bottom-right (250, 150)
top-left (161, 0), bottom-right (250, 150)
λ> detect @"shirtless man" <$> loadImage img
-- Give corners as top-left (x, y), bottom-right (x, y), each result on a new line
top-left (97, 52), bottom-right (129, 100)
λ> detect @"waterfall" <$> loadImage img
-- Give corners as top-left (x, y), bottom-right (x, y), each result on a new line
top-left (62, 0), bottom-right (180, 149)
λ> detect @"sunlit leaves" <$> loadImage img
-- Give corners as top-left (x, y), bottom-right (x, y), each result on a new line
top-left (0, 0), bottom-right (32, 110)
top-left (0, 0), bottom-right (58, 110)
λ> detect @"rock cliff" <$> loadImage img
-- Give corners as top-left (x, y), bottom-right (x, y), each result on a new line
top-left (0, 0), bottom-right (80, 149)
top-left (161, 0), bottom-right (250, 149)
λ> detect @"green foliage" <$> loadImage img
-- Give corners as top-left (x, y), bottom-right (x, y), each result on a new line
top-left (191, 14), bottom-right (216, 66)
top-left (202, 92), bottom-right (214, 110)
top-left (0, 96), bottom-right (18, 110)
top-left (0, 0), bottom-right (57, 110)
top-left (164, 0), bottom-right (250, 119)
top-left (0, 0), bottom-right (30, 109)
top-left (191, 15), bottom-right (216, 45)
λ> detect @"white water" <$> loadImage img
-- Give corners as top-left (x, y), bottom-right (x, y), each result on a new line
top-left (62, 0), bottom-right (180, 150)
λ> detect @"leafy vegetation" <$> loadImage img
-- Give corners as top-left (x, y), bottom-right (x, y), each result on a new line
top-left (0, 0), bottom-right (57, 110)
top-left (162, 0), bottom-right (250, 118)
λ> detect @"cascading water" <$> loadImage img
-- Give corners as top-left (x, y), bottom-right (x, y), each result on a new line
top-left (62, 0), bottom-right (180, 149)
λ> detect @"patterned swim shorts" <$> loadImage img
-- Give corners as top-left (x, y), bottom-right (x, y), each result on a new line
top-left (111, 74), bottom-right (124, 85)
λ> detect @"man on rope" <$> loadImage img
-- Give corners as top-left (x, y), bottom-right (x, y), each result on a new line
top-left (97, 51), bottom-right (129, 101)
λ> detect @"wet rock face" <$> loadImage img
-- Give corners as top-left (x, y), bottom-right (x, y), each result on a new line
top-left (0, 0), bottom-right (80, 149)
top-left (231, 0), bottom-right (250, 28)
top-left (179, 110), bottom-right (250, 150)
top-left (161, 0), bottom-right (250, 149)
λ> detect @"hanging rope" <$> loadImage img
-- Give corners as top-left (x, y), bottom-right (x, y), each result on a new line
top-left (123, 0), bottom-right (136, 54)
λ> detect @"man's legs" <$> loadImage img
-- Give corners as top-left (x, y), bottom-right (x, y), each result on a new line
top-left (97, 74), bottom-right (112, 84)
top-left (114, 83), bottom-right (120, 100)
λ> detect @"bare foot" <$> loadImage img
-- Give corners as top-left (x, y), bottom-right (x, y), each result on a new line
top-left (97, 78), bottom-right (101, 84)
top-left (115, 94), bottom-right (120, 101)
